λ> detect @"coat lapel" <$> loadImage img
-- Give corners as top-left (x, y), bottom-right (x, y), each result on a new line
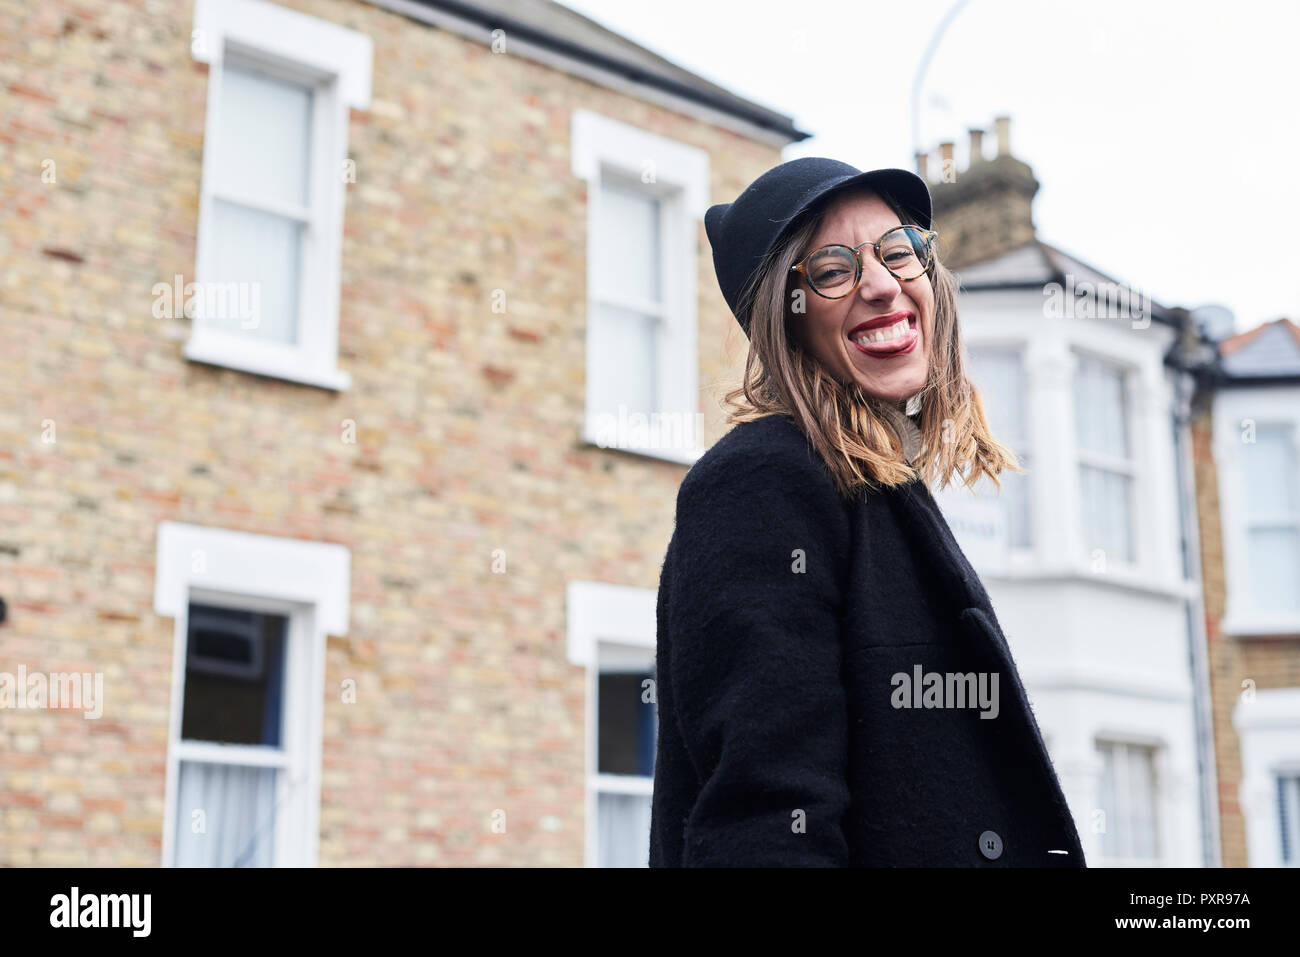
top-left (884, 477), bottom-right (1086, 861)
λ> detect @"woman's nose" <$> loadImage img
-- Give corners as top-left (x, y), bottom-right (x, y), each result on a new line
top-left (856, 255), bottom-right (901, 303)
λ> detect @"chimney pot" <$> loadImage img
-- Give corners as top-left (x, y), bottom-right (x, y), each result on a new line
top-left (968, 128), bottom-right (985, 163)
top-left (994, 115), bottom-right (1011, 157)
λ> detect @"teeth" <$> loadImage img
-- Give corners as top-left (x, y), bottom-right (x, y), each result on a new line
top-left (852, 317), bottom-right (910, 347)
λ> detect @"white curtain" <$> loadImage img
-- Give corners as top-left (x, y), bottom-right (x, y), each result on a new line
top-left (208, 201), bottom-right (302, 344)
top-left (1097, 742), bottom-right (1158, 860)
top-left (1125, 745), bottom-right (1158, 859)
top-left (1079, 464), bottom-right (1133, 562)
top-left (590, 303), bottom-right (658, 420)
top-left (1280, 775), bottom-right (1300, 864)
top-left (597, 791), bottom-right (651, 867)
top-left (1073, 356), bottom-right (1129, 458)
top-left (205, 62), bottom-right (313, 345)
top-left (1074, 357), bottom-right (1134, 561)
top-left (173, 760), bottom-right (279, 867)
top-left (968, 348), bottom-right (1031, 548)
top-left (1242, 425), bottom-right (1300, 614)
top-left (590, 181), bottom-right (661, 420)
top-left (595, 181), bottom-right (660, 304)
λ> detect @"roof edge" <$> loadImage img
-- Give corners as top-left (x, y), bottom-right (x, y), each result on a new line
top-left (373, 0), bottom-right (810, 143)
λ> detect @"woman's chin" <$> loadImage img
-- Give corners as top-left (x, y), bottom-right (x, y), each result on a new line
top-left (848, 366), bottom-right (926, 403)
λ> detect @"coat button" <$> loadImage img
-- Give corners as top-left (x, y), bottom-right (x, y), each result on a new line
top-left (978, 830), bottom-right (1003, 860)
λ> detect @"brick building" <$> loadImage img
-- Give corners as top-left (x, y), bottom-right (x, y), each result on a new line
top-left (918, 122), bottom-right (1219, 866)
top-left (6, 0), bottom-right (1292, 871)
top-left (922, 120), bottom-right (1300, 868)
top-left (0, 0), bottom-right (805, 866)
top-left (1191, 317), bottom-right (1300, 867)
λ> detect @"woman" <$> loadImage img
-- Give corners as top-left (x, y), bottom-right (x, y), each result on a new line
top-left (648, 157), bottom-right (1085, 867)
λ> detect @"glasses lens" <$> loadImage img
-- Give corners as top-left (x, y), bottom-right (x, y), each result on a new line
top-left (806, 245), bottom-right (858, 297)
top-left (879, 227), bottom-right (931, 279)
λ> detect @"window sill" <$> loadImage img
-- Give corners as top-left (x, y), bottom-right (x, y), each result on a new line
top-left (579, 426), bottom-right (704, 467)
top-left (184, 332), bottom-right (351, 392)
top-left (1220, 614), bottom-right (1300, 638)
top-left (981, 561), bottom-right (1199, 602)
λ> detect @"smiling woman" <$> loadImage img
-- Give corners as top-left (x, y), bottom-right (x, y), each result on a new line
top-left (649, 157), bottom-right (1084, 868)
top-left (718, 164), bottom-right (1017, 497)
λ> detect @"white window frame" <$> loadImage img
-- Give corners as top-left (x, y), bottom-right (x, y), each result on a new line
top-left (154, 521), bottom-right (350, 867)
top-left (1215, 387), bottom-right (1300, 635)
top-left (1233, 687), bottom-right (1300, 866)
top-left (1071, 349), bottom-right (1140, 571)
top-left (1093, 736), bottom-right (1164, 866)
top-left (186, 0), bottom-right (371, 391)
top-left (566, 580), bottom-right (657, 867)
top-left (571, 109), bottom-right (709, 466)
top-left (966, 341), bottom-right (1034, 554)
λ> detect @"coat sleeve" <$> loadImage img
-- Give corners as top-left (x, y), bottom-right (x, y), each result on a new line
top-left (666, 434), bottom-right (853, 866)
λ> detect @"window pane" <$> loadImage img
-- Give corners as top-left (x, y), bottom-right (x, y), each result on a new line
top-left (1080, 465), bottom-right (1134, 563)
top-left (966, 350), bottom-right (1032, 550)
top-left (598, 670), bottom-right (657, 777)
top-left (217, 63), bottom-right (313, 208)
top-left (969, 347), bottom-right (1025, 443)
top-left (1127, 745), bottom-right (1158, 859)
top-left (1242, 425), bottom-right (1298, 519)
top-left (1074, 356), bottom-right (1129, 459)
top-left (596, 791), bottom-right (651, 867)
top-left (596, 180), bottom-right (660, 305)
top-left (1005, 451), bottom-right (1031, 548)
top-left (589, 303), bottom-right (658, 419)
top-left (207, 199), bottom-right (302, 344)
top-left (182, 604), bottom-right (287, 747)
top-left (1279, 774), bottom-right (1300, 864)
top-left (1246, 527), bottom-right (1300, 615)
top-left (173, 760), bottom-right (278, 867)
top-left (1097, 742), bottom-right (1158, 860)
top-left (1097, 742), bottom-right (1119, 858)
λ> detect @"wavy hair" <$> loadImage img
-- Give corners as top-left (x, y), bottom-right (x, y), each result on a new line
top-left (721, 184), bottom-right (1023, 500)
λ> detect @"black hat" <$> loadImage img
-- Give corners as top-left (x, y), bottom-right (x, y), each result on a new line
top-left (704, 157), bottom-right (932, 338)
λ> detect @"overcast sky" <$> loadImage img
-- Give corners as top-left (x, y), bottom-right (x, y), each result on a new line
top-left (559, 0), bottom-right (1300, 335)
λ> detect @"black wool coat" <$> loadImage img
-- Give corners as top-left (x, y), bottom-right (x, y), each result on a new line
top-left (649, 412), bottom-right (1086, 867)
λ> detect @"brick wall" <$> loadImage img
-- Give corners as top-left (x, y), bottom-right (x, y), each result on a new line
top-left (0, 0), bottom-right (781, 865)
top-left (925, 125), bottom-right (1040, 271)
top-left (1192, 400), bottom-right (1300, 866)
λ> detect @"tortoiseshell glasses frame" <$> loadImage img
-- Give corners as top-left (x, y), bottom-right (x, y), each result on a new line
top-left (790, 225), bottom-right (939, 299)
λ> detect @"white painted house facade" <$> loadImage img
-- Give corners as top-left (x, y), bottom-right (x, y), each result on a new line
top-left (935, 241), bottom-right (1212, 866)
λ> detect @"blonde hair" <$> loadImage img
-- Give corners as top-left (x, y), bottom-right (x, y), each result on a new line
top-left (722, 185), bottom-right (1023, 500)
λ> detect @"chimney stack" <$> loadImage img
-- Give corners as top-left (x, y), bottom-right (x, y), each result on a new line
top-left (914, 150), bottom-right (929, 182)
top-left (938, 140), bottom-right (954, 180)
top-left (925, 113), bottom-right (1038, 269)
top-left (995, 115), bottom-right (1011, 157)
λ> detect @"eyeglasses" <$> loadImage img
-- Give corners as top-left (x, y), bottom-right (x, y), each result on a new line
top-left (790, 225), bottom-right (938, 299)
